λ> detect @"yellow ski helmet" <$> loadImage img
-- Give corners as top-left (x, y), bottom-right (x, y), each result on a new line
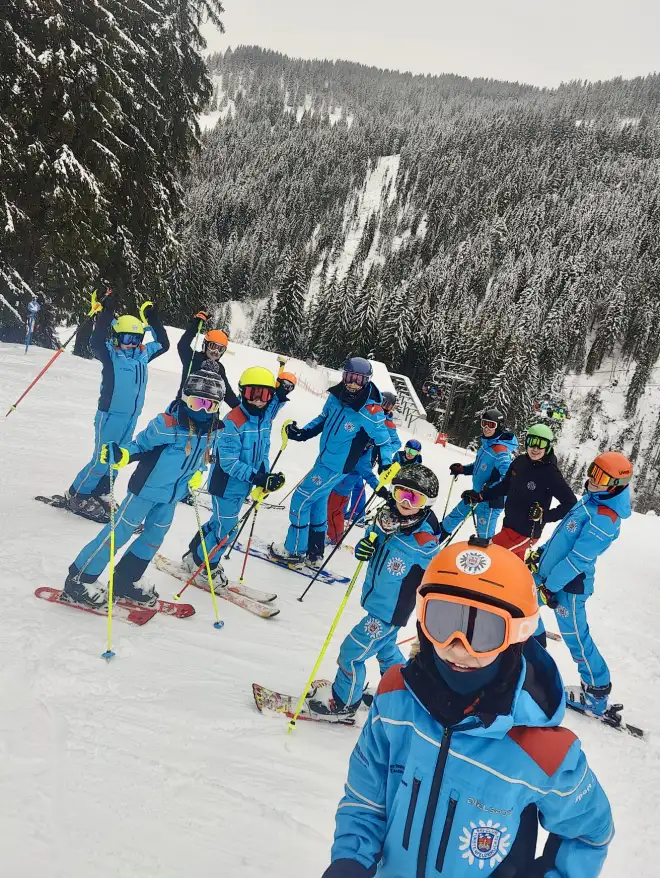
top-left (239, 366), bottom-right (277, 389)
top-left (112, 315), bottom-right (144, 336)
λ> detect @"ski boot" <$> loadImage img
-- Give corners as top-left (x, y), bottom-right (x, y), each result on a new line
top-left (62, 572), bottom-right (108, 609)
top-left (66, 491), bottom-right (110, 524)
top-left (95, 493), bottom-right (119, 518)
top-left (182, 552), bottom-right (228, 591)
top-left (307, 681), bottom-right (360, 719)
top-left (114, 577), bottom-right (159, 608)
top-left (269, 542), bottom-right (305, 568)
top-left (305, 553), bottom-right (324, 571)
top-left (565, 681), bottom-right (612, 717)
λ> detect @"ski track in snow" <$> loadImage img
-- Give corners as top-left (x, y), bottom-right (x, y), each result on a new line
top-left (0, 338), bottom-right (658, 876)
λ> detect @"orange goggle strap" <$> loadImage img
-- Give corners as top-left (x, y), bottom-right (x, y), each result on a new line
top-left (416, 591), bottom-right (539, 659)
top-left (587, 461), bottom-right (631, 488)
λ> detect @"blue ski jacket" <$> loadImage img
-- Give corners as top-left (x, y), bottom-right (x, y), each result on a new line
top-left (534, 487), bottom-right (631, 597)
top-left (360, 519), bottom-right (440, 626)
top-left (91, 308), bottom-right (169, 417)
top-left (463, 432), bottom-right (518, 504)
top-left (209, 399), bottom-right (278, 498)
top-left (384, 415), bottom-right (401, 454)
top-left (326, 640), bottom-right (613, 878)
top-left (124, 403), bottom-right (222, 504)
top-left (297, 383), bottom-right (393, 475)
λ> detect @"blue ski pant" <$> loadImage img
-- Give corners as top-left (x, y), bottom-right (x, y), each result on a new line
top-left (285, 463), bottom-right (345, 555)
top-left (192, 489), bottom-right (247, 566)
top-left (333, 615), bottom-right (403, 707)
top-left (72, 493), bottom-right (175, 583)
top-left (442, 499), bottom-right (502, 539)
top-left (536, 591), bottom-right (610, 688)
top-left (71, 410), bottom-right (138, 497)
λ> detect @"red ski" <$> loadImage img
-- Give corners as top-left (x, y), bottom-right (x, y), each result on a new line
top-left (116, 597), bottom-right (195, 618)
top-left (35, 587), bottom-right (156, 626)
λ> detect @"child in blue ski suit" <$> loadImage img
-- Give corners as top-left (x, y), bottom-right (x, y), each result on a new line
top-left (182, 366), bottom-right (290, 587)
top-left (394, 438), bottom-right (423, 466)
top-left (62, 370), bottom-right (225, 608)
top-left (441, 409), bottom-right (517, 540)
top-left (531, 451), bottom-right (633, 716)
top-left (327, 444), bottom-right (380, 543)
top-left (67, 294), bottom-right (169, 522)
top-left (309, 465), bottom-right (441, 718)
top-left (324, 540), bottom-right (613, 878)
top-left (272, 358), bottom-right (392, 566)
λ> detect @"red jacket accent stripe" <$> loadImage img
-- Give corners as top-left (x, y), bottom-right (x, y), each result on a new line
top-left (227, 407), bottom-right (248, 428)
top-left (377, 665), bottom-right (406, 695)
top-left (366, 403), bottom-right (384, 415)
top-left (508, 726), bottom-right (577, 776)
top-left (162, 413), bottom-right (177, 428)
top-left (491, 443), bottom-right (508, 453)
top-left (597, 505), bottom-right (618, 523)
top-left (385, 417), bottom-right (396, 428)
top-left (414, 531), bottom-right (438, 547)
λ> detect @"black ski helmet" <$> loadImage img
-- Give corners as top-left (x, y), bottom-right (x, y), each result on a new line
top-left (382, 390), bottom-right (397, 412)
top-left (479, 408), bottom-right (505, 430)
top-left (392, 464), bottom-right (439, 502)
top-left (183, 369), bottom-right (226, 403)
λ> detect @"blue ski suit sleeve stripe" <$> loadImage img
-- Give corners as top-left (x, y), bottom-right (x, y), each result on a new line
top-left (537, 742), bottom-right (614, 877)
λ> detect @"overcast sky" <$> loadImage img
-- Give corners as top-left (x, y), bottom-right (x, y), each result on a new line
top-left (203, 0), bottom-right (658, 88)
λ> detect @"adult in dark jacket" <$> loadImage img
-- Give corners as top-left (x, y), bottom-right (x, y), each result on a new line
top-left (462, 423), bottom-right (576, 559)
top-left (176, 312), bottom-right (239, 408)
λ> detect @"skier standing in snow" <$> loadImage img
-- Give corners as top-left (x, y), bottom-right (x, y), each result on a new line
top-left (462, 423), bottom-right (576, 560)
top-left (326, 442), bottom-right (380, 543)
top-left (270, 357), bottom-right (393, 569)
top-left (65, 290), bottom-right (169, 522)
top-left (381, 391), bottom-right (401, 454)
top-left (181, 366), bottom-right (289, 589)
top-left (394, 438), bottom-right (423, 466)
top-left (439, 408), bottom-right (517, 541)
top-left (176, 312), bottom-right (239, 408)
top-left (62, 370), bottom-right (225, 608)
top-left (309, 465), bottom-right (441, 719)
top-left (529, 451), bottom-right (632, 718)
top-left (323, 539), bottom-right (613, 877)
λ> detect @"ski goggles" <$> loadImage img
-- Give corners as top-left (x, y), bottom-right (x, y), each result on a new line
top-left (481, 419), bottom-right (498, 431)
top-left (405, 448), bottom-right (420, 457)
top-left (205, 341), bottom-right (227, 354)
top-left (277, 379), bottom-right (295, 394)
top-left (526, 435), bottom-right (551, 450)
top-left (343, 370), bottom-right (370, 388)
top-left (243, 385), bottom-right (274, 403)
top-left (116, 332), bottom-right (143, 346)
top-left (392, 485), bottom-right (428, 508)
top-left (587, 461), bottom-right (631, 488)
top-left (185, 395), bottom-right (220, 414)
top-left (417, 591), bottom-right (539, 659)
top-left (382, 401), bottom-right (396, 413)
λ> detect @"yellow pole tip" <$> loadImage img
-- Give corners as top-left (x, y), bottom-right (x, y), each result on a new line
top-left (173, 594), bottom-right (181, 601)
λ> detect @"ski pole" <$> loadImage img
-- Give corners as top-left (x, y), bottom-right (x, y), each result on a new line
top-left (101, 456), bottom-right (117, 660)
top-left (225, 421), bottom-right (292, 561)
top-left (442, 475), bottom-right (458, 520)
top-left (186, 318), bottom-right (205, 380)
top-left (346, 482), bottom-right (368, 529)
top-left (191, 489), bottom-right (224, 629)
top-left (6, 289), bottom-right (110, 417)
top-left (297, 462), bottom-right (401, 603)
top-left (237, 488), bottom-right (267, 584)
top-left (288, 532), bottom-right (377, 732)
top-left (469, 501), bottom-right (480, 537)
top-left (173, 502), bottom-right (258, 600)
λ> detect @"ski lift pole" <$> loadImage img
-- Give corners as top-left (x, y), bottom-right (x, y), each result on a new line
top-left (297, 462), bottom-right (401, 603)
top-left (6, 289), bottom-right (110, 417)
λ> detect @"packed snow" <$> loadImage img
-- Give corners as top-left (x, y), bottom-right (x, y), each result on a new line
top-left (0, 335), bottom-right (657, 876)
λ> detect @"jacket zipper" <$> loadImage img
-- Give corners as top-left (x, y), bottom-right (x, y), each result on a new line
top-left (416, 727), bottom-right (452, 878)
top-left (403, 777), bottom-right (421, 850)
top-left (435, 796), bottom-right (458, 872)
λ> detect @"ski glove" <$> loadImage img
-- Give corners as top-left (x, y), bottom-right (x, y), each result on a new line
top-left (100, 443), bottom-right (130, 469)
top-left (355, 536), bottom-right (378, 561)
top-left (528, 502), bottom-right (543, 522)
top-left (526, 548), bottom-right (543, 574)
top-left (252, 471), bottom-right (286, 493)
top-left (285, 422), bottom-right (306, 441)
top-left (194, 311), bottom-right (210, 321)
top-left (538, 585), bottom-right (558, 609)
top-left (188, 471), bottom-right (204, 491)
top-left (449, 463), bottom-right (464, 475)
top-left (461, 489), bottom-right (482, 504)
top-left (376, 486), bottom-right (390, 500)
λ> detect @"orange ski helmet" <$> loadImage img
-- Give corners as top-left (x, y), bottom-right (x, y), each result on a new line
top-left (277, 371), bottom-right (297, 387)
top-left (587, 451), bottom-right (633, 492)
top-left (416, 539), bottom-right (539, 659)
top-left (205, 329), bottom-right (229, 348)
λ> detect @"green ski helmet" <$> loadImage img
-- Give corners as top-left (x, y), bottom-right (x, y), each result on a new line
top-left (525, 423), bottom-right (554, 451)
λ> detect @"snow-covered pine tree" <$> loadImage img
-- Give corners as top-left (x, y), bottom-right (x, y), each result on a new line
top-left (270, 253), bottom-right (307, 356)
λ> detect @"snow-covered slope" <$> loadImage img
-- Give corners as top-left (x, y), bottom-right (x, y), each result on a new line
top-left (0, 339), bottom-right (657, 876)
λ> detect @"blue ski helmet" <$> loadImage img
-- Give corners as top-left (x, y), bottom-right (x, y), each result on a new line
top-left (342, 357), bottom-right (373, 394)
top-left (406, 439), bottom-right (422, 451)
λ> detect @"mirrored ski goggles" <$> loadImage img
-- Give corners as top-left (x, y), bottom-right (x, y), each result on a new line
top-left (343, 370), bottom-right (370, 388)
top-left (481, 419), bottom-right (498, 431)
top-left (382, 401), bottom-right (396, 413)
top-left (205, 341), bottom-right (227, 354)
top-left (116, 332), bottom-right (143, 346)
top-left (587, 461), bottom-right (631, 488)
top-left (185, 395), bottom-right (220, 414)
top-left (405, 448), bottom-right (420, 457)
top-left (526, 435), bottom-right (551, 450)
top-left (243, 385), bottom-right (274, 403)
top-left (392, 485), bottom-right (428, 508)
top-left (417, 591), bottom-right (539, 659)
